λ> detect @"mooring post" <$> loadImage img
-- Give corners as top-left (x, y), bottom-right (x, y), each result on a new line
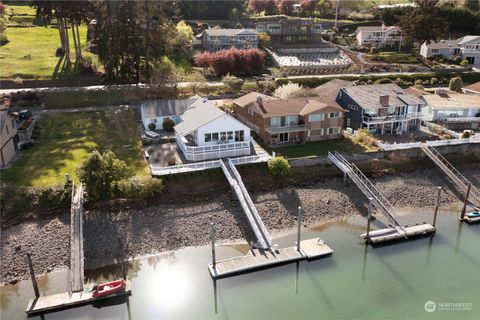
top-left (27, 253), bottom-right (40, 298)
top-left (366, 198), bottom-right (373, 242)
top-left (210, 222), bottom-right (216, 270)
top-left (296, 206), bottom-right (302, 253)
top-left (460, 183), bottom-right (471, 220)
top-left (433, 187), bottom-right (442, 227)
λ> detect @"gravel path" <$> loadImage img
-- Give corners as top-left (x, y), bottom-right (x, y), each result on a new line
top-left (1, 164), bottom-right (478, 285)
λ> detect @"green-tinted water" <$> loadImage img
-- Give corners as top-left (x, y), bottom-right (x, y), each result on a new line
top-left (1, 207), bottom-right (479, 319)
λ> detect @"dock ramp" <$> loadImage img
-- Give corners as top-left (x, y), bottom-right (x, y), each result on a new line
top-left (421, 144), bottom-right (480, 207)
top-left (328, 151), bottom-right (407, 236)
top-left (221, 158), bottom-right (273, 250)
top-left (69, 182), bottom-right (84, 293)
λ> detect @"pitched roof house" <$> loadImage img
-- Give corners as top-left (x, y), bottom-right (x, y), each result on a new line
top-left (337, 83), bottom-right (425, 134)
top-left (355, 24), bottom-right (403, 49)
top-left (420, 35), bottom-right (480, 66)
top-left (141, 98), bottom-right (198, 129)
top-left (173, 99), bottom-right (252, 161)
top-left (233, 93), bottom-right (344, 145)
top-left (198, 28), bottom-right (258, 52)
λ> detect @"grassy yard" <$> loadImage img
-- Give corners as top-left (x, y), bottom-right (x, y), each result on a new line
top-left (271, 139), bottom-right (366, 159)
top-left (6, 5), bottom-right (37, 24)
top-left (1, 6), bottom-right (98, 80)
top-left (2, 109), bottom-right (148, 187)
top-left (365, 52), bottom-right (419, 64)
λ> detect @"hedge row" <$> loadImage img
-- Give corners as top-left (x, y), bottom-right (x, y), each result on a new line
top-left (275, 72), bottom-right (480, 88)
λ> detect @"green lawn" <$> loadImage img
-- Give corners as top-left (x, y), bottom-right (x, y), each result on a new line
top-left (1, 21), bottom-right (98, 80)
top-left (2, 110), bottom-right (148, 187)
top-left (6, 5), bottom-right (37, 24)
top-left (365, 52), bottom-right (419, 64)
top-left (271, 139), bottom-right (365, 159)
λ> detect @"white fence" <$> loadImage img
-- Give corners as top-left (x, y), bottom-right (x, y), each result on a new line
top-left (377, 136), bottom-right (480, 151)
top-left (150, 154), bottom-right (271, 176)
top-left (175, 135), bottom-right (250, 161)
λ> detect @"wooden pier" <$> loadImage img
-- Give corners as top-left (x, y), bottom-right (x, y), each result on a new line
top-left (25, 281), bottom-right (131, 315)
top-left (360, 223), bottom-right (436, 244)
top-left (208, 238), bottom-right (333, 279)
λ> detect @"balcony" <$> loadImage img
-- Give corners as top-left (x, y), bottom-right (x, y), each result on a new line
top-left (363, 113), bottom-right (422, 124)
top-left (461, 48), bottom-right (480, 53)
top-left (266, 124), bottom-right (307, 134)
top-left (439, 116), bottom-right (480, 123)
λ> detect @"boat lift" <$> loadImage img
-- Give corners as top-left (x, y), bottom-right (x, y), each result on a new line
top-left (328, 151), bottom-right (436, 244)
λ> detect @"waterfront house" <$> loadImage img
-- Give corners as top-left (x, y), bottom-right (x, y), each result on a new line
top-left (420, 35), bottom-right (480, 66)
top-left (422, 92), bottom-right (480, 130)
top-left (174, 99), bottom-right (251, 161)
top-left (355, 24), bottom-right (404, 49)
top-left (337, 83), bottom-right (425, 134)
top-left (233, 92), bottom-right (344, 145)
top-left (255, 15), bottom-right (322, 45)
top-left (141, 98), bottom-right (198, 130)
top-left (198, 28), bottom-right (258, 52)
top-left (0, 110), bottom-right (18, 167)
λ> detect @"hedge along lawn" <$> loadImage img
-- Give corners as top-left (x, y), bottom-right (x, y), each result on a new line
top-left (2, 109), bottom-right (148, 187)
top-left (365, 52), bottom-right (419, 64)
top-left (1, 24), bottom-right (98, 80)
top-left (271, 139), bottom-right (365, 159)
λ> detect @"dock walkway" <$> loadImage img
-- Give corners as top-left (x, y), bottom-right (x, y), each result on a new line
top-left (221, 158), bottom-right (273, 250)
top-left (209, 238), bottom-right (333, 279)
top-left (421, 144), bottom-right (480, 207)
top-left (26, 282), bottom-right (131, 315)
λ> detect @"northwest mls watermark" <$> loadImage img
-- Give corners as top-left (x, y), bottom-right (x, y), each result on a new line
top-left (425, 301), bottom-right (473, 313)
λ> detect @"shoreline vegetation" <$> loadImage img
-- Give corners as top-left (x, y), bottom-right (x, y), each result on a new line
top-left (1, 163), bottom-right (479, 286)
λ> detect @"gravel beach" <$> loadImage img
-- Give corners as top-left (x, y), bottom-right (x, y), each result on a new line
top-left (1, 164), bottom-right (479, 285)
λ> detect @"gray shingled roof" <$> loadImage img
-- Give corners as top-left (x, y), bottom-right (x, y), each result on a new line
top-left (174, 99), bottom-right (225, 136)
top-left (342, 84), bottom-right (423, 109)
top-left (423, 39), bottom-right (459, 49)
top-left (204, 28), bottom-right (257, 37)
top-left (141, 98), bottom-right (198, 118)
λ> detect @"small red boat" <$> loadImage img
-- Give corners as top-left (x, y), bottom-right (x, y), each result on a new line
top-left (92, 280), bottom-right (126, 298)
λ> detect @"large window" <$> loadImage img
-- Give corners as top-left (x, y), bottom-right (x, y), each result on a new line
top-left (227, 131), bottom-right (233, 140)
top-left (235, 130), bottom-right (244, 141)
top-left (309, 114), bottom-right (323, 122)
top-left (328, 112), bottom-right (340, 118)
top-left (212, 132), bottom-right (219, 141)
top-left (287, 115), bottom-right (298, 125)
top-left (270, 117), bottom-right (281, 127)
top-left (328, 127), bottom-right (340, 135)
top-left (205, 133), bottom-right (212, 142)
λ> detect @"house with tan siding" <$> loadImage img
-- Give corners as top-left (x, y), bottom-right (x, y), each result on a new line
top-left (233, 92), bottom-right (344, 146)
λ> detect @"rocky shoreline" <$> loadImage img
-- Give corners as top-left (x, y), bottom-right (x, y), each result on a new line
top-left (1, 164), bottom-right (479, 286)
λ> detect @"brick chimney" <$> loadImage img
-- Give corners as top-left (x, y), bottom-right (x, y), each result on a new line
top-left (379, 94), bottom-right (389, 107)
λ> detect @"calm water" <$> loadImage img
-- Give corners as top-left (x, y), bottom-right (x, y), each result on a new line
top-left (1, 207), bottom-right (479, 320)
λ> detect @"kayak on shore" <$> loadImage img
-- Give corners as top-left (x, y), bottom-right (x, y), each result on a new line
top-left (92, 280), bottom-right (126, 299)
top-left (466, 211), bottom-right (480, 218)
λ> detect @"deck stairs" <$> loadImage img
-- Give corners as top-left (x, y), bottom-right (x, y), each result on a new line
top-left (421, 144), bottom-right (480, 207)
top-left (221, 158), bottom-right (274, 250)
top-left (328, 151), bottom-right (407, 236)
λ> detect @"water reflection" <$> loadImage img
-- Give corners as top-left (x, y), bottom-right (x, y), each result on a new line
top-left (361, 243), bottom-right (368, 282)
top-left (0, 284), bottom-right (19, 310)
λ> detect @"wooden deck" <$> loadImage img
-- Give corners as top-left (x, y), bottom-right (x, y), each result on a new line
top-left (25, 281), bottom-right (131, 315)
top-left (209, 238), bottom-right (333, 279)
top-left (360, 223), bottom-right (436, 244)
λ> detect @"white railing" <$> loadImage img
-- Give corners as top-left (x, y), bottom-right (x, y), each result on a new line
top-left (230, 154), bottom-right (271, 165)
top-left (175, 134), bottom-right (250, 161)
top-left (377, 135), bottom-right (480, 151)
top-left (266, 124), bottom-right (307, 134)
top-left (363, 113), bottom-right (422, 123)
top-left (441, 117), bottom-right (480, 123)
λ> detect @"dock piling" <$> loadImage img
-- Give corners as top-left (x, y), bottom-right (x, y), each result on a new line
top-left (433, 187), bottom-right (442, 227)
top-left (210, 222), bottom-right (216, 271)
top-left (366, 198), bottom-right (373, 242)
top-left (117, 236), bottom-right (127, 280)
top-left (27, 253), bottom-right (40, 298)
top-left (296, 206), bottom-right (302, 253)
top-left (460, 183), bottom-right (471, 220)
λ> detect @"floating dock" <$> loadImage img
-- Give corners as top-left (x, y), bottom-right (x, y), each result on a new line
top-left (360, 223), bottom-right (436, 244)
top-left (25, 281), bottom-right (131, 315)
top-left (209, 238), bottom-right (333, 279)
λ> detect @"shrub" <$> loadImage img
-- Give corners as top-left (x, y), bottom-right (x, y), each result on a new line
top-left (148, 123), bottom-right (156, 131)
top-left (369, 46), bottom-right (378, 54)
top-left (118, 177), bottom-right (163, 199)
top-left (268, 156), bottom-right (291, 176)
top-left (167, 156), bottom-right (177, 166)
top-left (374, 78), bottom-right (392, 85)
top-left (413, 84), bottom-right (424, 91)
top-left (78, 150), bottom-right (132, 201)
top-left (353, 129), bottom-right (377, 149)
top-left (414, 79), bottom-right (423, 86)
top-left (449, 76), bottom-right (463, 92)
top-left (241, 81), bottom-right (259, 92)
top-left (162, 118), bottom-right (175, 132)
top-left (222, 74), bottom-right (244, 91)
top-left (430, 77), bottom-right (439, 85)
top-left (453, 56), bottom-right (462, 65)
top-left (258, 31), bottom-right (271, 47)
top-left (273, 82), bottom-right (307, 99)
top-left (194, 48), bottom-right (265, 76)
top-left (461, 131), bottom-right (471, 139)
top-left (460, 59), bottom-right (469, 67)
